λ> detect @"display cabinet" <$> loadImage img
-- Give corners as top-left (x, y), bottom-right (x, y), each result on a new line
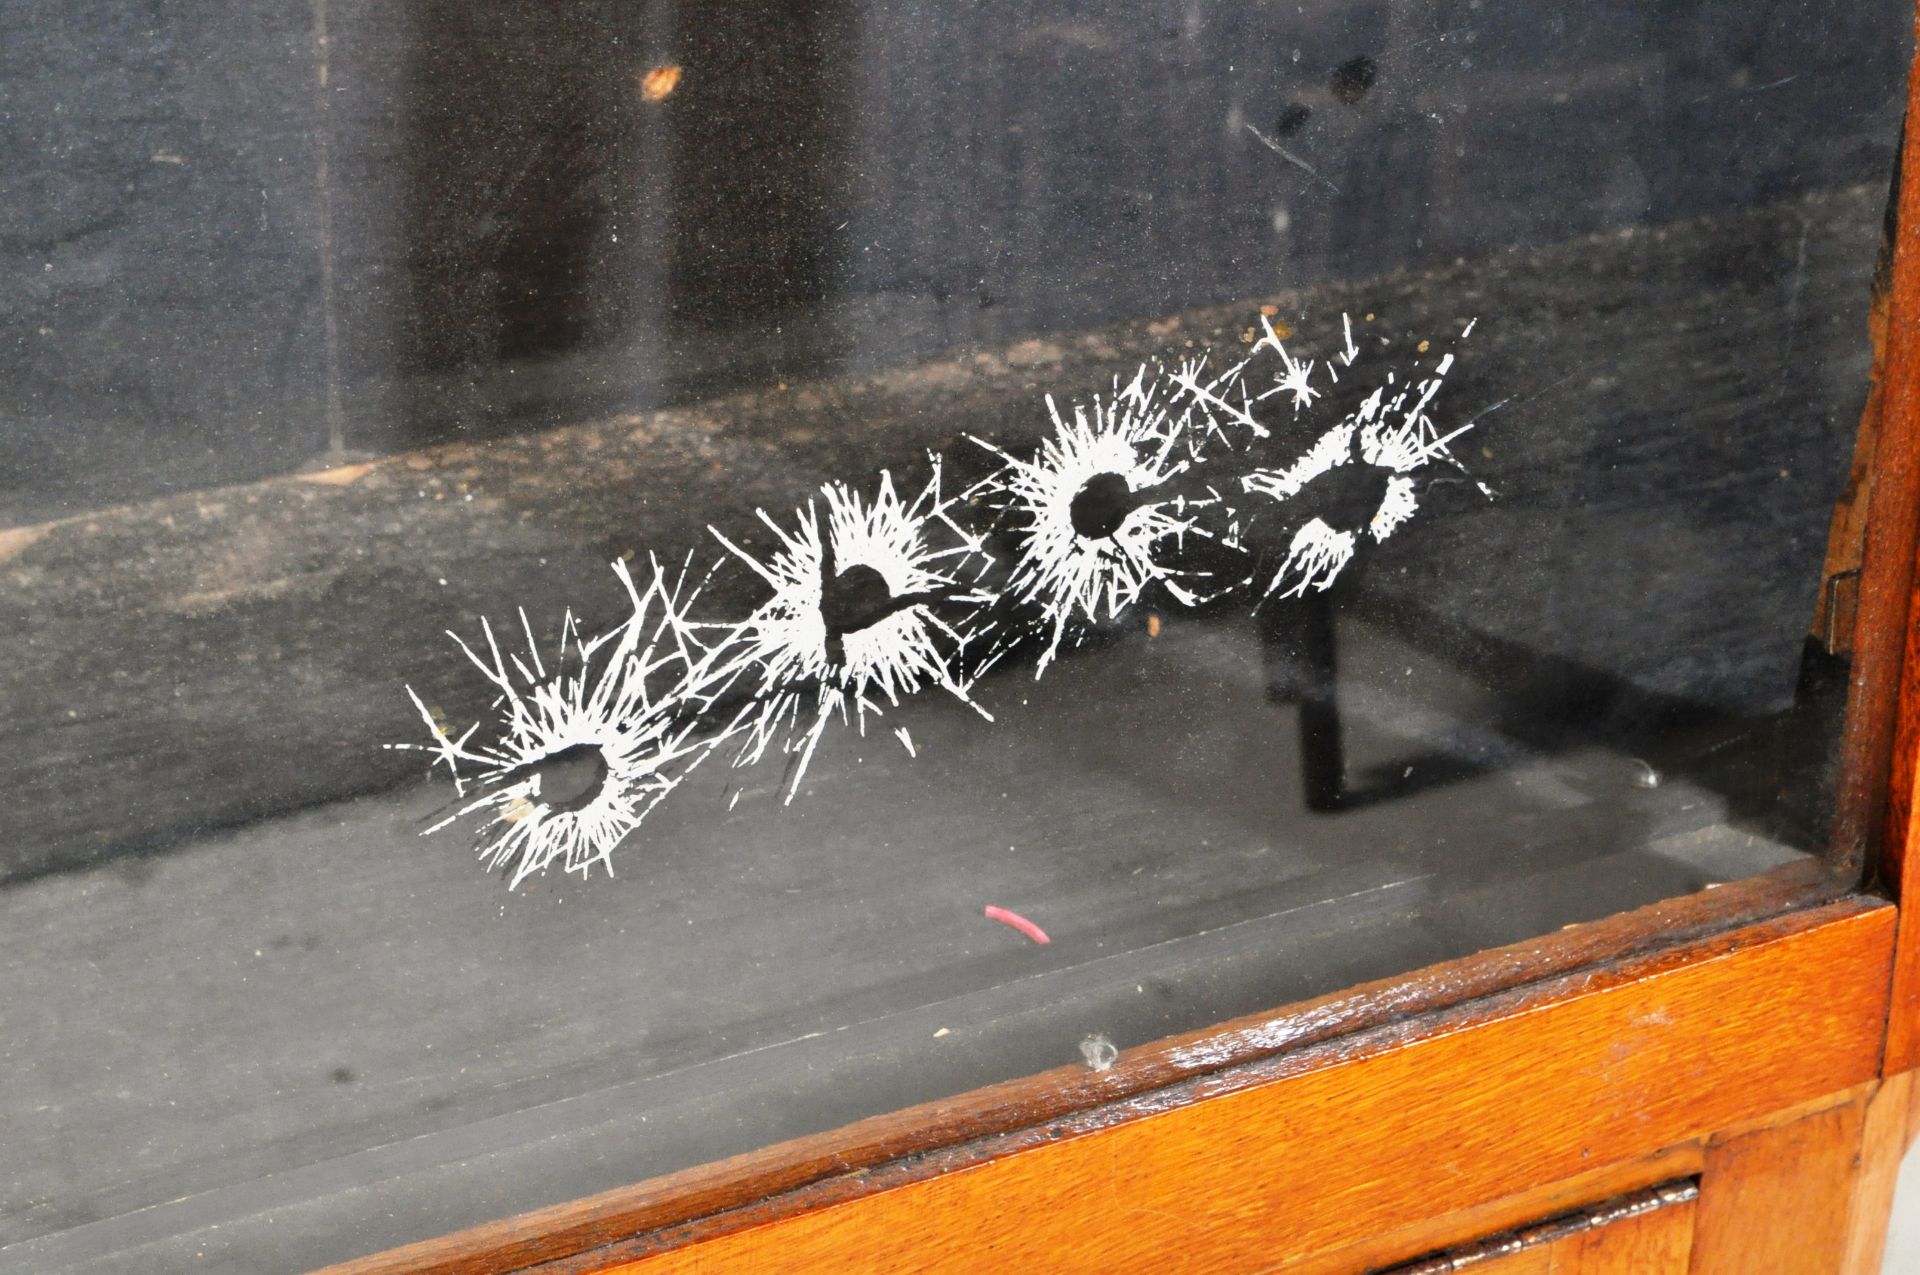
top-left (3, 2), bottom-right (1917, 1272)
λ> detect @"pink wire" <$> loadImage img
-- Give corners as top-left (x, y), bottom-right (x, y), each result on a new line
top-left (983, 905), bottom-right (1051, 945)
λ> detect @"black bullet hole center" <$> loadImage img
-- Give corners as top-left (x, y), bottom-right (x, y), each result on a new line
top-left (1330, 55), bottom-right (1378, 105)
top-left (1292, 460), bottom-right (1396, 532)
top-left (820, 563), bottom-right (905, 639)
top-left (1070, 471), bottom-right (1141, 540)
top-left (1274, 101), bottom-right (1312, 136)
top-left (818, 556), bottom-right (955, 672)
top-left (523, 742), bottom-right (610, 813)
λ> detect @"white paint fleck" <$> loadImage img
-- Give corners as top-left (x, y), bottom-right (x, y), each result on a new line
top-left (1080, 1034), bottom-right (1120, 1071)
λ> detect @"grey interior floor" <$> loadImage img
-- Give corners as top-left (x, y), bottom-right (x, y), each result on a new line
top-left (1, 612), bottom-right (1807, 1274)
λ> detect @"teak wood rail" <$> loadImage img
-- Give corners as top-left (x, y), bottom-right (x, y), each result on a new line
top-left (321, 10), bottom-right (1920, 1275)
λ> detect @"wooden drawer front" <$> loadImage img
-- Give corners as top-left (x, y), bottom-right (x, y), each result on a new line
top-left (1378, 1181), bottom-right (1696, 1274)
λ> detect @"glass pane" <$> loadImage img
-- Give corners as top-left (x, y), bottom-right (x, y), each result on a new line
top-left (1, 2), bottom-right (1906, 1268)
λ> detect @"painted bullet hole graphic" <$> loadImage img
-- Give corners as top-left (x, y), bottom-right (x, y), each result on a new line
top-left (393, 314), bottom-right (1489, 887)
top-left (1288, 456), bottom-right (1396, 532)
top-left (1067, 472), bottom-right (1142, 540)
top-left (818, 544), bottom-right (962, 675)
top-left (512, 743), bottom-right (611, 815)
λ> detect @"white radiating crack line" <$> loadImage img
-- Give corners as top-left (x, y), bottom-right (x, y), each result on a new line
top-left (697, 460), bottom-right (996, 801)
top-left (1169, 313), bottom-right (1322, 434)
top-left (971, 364), bottom-right (1229, 675)
top-left (389, 556), bottom-right (727, 889)
top-left (1236, 316), bottom-right (1481, 598)
top-left (393, 313), bottom-right (1496, 887)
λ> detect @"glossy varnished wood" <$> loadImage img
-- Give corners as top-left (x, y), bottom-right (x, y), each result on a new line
top-left (1279, 1146), bottom-right (1706, 1275)
top-left (1690, 1089), bottom-right (1873, 1273)
top-left (1874, 5), bottom-right (1920, 1084)
top-left (1542, 1203), bottom-right (1695, 1275)
top-left (1836, 1071), bottom-right (1918, 1274)
top-left (1882, 496), bottom-right (1920, 1068)
top-left (1846, 2), bottom-right (1920, 898)
top-left (1687, 1072), bottom-right (1915, 1274)
top-left (1384, 1183), bottom-right (1697, 1275)
top-left (540, 899), bottom-right (1892, 1274)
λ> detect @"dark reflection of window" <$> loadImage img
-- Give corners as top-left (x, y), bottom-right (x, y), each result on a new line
top-left (396, 0), bottom-right (855, 441)
top-left (667, 0), bottom-right (856, 328)
top-left (398, 1), bottom-right (647, 431)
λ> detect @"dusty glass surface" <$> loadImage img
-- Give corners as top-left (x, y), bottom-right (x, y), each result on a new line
top-left (0, 2), bottom-right (1907, 1270)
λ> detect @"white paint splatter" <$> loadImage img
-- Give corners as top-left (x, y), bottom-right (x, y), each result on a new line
top-left (1371, 474), bottom-right (1420, 540)
top-left (701, 461), bottom-right (994, 800)
top-left (389, 557), bottom-right (722, 889)
top-left (1169, 313), bottom-right (1322, 434)
top-left (1264, 318), bottom-right (1323, 411)
top-left (1231, 316), bottom-right (1480, 597)
top-left (394, 311), bottom-right (1493, 887)
top-left (971, 365), bottom-right (1226, 674)
top-left (1272, 518), bottom-right (1356, 598)
top-left (1242, 420), bottom-right (1355, 503)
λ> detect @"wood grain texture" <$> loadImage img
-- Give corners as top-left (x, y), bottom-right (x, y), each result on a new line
top-left (1882, 531), bottom-right (1920, 1067)
top-left (1451, 1250), bottom-right (1555, 1275)
top-left (1904, 1066), bottom-right (1920, 1151)
top-left (1279, 1146), bottom-right (1704, 1275)
top-left (1836, 1070), bottom-right (1918, 1274)
top-left (1689, 1072), bottom-right (1916, 1275)
top-left (1555, 1201), bottom-right (1695, 1275)
top-left (1386, 1184), bottom-right (1697, 1275)
top-left (1838, 1), bottom-right (1920, 888)
top-left (1303, 1084), bottom-right (1873, 1275)
top-left (540, 899), bottom-right (1892, 1275)
top-left (1877, 2), bottom-right (1920, 1079)
top-left (1689, 1091), bottom-right (1870, 1274)
top-left (315, 864), bottom-right (1843, 1275)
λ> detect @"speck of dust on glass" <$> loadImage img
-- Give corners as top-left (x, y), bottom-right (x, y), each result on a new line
top-left (390, 313), bottom-right (1487, 890)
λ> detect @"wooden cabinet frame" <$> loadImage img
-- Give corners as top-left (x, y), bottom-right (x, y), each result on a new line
top-left (323, 11), bottom-right (1920, 1274)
